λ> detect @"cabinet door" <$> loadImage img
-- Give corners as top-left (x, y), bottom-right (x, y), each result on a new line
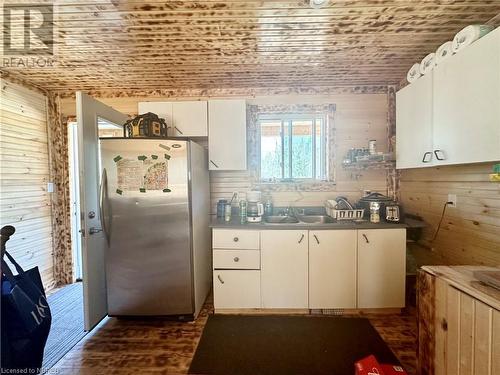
top-left (213, 270), bottom-right (261, 309)
top-left (208, 100), bottom-right (246, 170)
top-left (433, 28), bottom-right (500, 165)
top-left (138, 101), bottom-right (173, 125)
top-left (261, 230), bottom-right (308, 308)
top-left (171, 101), bottom-right (207, 136)
top-left (396, 73), bottom-right (434, 169)
top-left (309, 230), bottom-right (357, 309)
top-left (357, 229), bottom-right (406, 308)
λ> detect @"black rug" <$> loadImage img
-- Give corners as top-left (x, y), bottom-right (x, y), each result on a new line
top-left (42, 282), bottom-right (86, 370)
top-left (189, 314), bottom-right (400, 375)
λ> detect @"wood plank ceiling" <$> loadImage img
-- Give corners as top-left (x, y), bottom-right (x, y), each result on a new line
top-left (1, 0), bottom-right (499, 91)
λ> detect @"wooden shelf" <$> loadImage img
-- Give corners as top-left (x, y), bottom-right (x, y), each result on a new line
top-left (342, 161), bottom-right (396, 170)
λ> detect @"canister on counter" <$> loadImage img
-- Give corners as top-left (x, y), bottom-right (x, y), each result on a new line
top-left (369, 201), bottom-right (380, 223)
top-left (368, 139), bottom-right (377, 155)
top-left (217, 199), bottom-right (227, 218)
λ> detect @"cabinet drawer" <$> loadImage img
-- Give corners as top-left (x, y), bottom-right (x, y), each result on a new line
top-left (213, 249), bottom-right (260, 270)
top-left (213, 270), bottom-right (261, 309)
top-left (212, 229), bottom-right (260, 249)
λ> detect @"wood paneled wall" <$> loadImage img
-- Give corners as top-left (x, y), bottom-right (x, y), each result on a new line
top-left (211, 93), bottom-right (390, 212)
top-left (0, 79), bottom-right (55, 290)
top-left (400, 163), bottom-right (500, 266)
top-left (59, 90), bottom-right (392, 214)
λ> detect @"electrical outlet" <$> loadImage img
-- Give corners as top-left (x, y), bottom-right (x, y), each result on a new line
top-left (232, 191), bottom-right (239, 201)
top-left (447, 194), bottom-right (457, 208)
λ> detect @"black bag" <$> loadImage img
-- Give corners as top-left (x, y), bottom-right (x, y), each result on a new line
top-left (1, 226), bottom-right (52, 373)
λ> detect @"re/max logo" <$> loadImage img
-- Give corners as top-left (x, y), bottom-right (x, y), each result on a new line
top-left (2, 4), bottom-right (54, 56)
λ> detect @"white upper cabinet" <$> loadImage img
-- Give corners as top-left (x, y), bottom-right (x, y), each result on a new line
top-left (138, 101), bottom-right (208, 137)
top-left (138, 101), bottom-right (173, 127)
top-left (396, 73), bottom-right (434, 169)
top-left (433, 28), bottom-right (500, 165)
top-left (208, 99), bottom-right (247, 170)
top-left (396, 27), bottom-right (500, 168)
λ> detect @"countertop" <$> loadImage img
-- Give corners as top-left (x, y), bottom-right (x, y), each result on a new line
top-left (210, 216), bottom-right (407, 230)
top-left (421, 266), bottom-right (500, 310)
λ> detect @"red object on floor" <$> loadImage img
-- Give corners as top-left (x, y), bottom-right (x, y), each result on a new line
top-left (354, 355), bottom-right (385, 375)
top-left (380, 364), bottom-right (408, 375)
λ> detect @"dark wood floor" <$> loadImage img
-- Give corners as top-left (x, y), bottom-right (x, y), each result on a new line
top-left (51, 296), bottom-right (417, 375)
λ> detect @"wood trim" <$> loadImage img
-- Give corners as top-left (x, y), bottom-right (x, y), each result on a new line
top-left (417, 269), bottom-right (436, 375)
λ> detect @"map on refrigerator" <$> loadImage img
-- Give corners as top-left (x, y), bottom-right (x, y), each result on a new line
top-left (116, 156), bottom-right (168, 192)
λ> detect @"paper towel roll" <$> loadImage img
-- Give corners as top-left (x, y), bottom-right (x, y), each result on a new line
top-left (420, 53), bottom-right (436, 75)
top-left (406, 63), bottom-right (422, 83)
top-left (435, 41), bottom-right (454, 64)
top-left (452, 25), bottom-right (494, 53)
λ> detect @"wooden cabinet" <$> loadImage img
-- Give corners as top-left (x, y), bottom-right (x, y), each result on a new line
top-left (357, 229), bottom-right (406, 308)
top-left (418, 266), bottom-right (500, 375)
top-left (433, 28), bottom-right (500, 165)
top-left (213, 270), bottom-right (261, 309)
top-left (396, 27), bottom-right (500, 168)
top-left (261, 230), bottom-right (308, 309)
top-left (208, 100), bottom-right (247, 170)
top-left (138, 101), bottom-right (208, 136)
top-left (309, 230), bottom-right (357, 309)
top-left (396, 73), bottom-right (434, 169)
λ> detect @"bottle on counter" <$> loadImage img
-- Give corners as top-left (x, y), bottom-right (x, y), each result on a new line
top-left (264, 197), bottom-right (273, 217)
top-left (369, 202), bottom-right (380, 223)
top-left (239, 200), bottom-right (247, 224)
top-left (224, 204), bottom-right (232, 222)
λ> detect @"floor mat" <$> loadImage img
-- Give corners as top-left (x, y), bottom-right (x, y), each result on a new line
top-left (188, 314), bottom-right (401, 375)
top-left (42, 282), bottom-right (86, 371)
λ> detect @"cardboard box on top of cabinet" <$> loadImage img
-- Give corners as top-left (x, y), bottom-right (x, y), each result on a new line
top-left (355, 355), bottom-right (407, 375)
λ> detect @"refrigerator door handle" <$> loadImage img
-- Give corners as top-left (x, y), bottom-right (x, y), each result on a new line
top-left (99, 168), bottom-right (111, 245)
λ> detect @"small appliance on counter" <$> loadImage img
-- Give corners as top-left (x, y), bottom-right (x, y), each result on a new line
top-left (357, 192), bottom-right (402, 223)
top-left (246, 191), bottom-right (264, 223)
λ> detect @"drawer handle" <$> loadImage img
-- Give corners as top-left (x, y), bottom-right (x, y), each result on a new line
top-left (233, 237), bottom-right (239, 242)
top-left (233, 257), bottom-right (239, 262)
top-left (313, 234), bottom-right (320, 244)
top-left (298, 234), bottom-right (304, 243)
top-left (217, 274), bottom-right (224, 284)
top-left (422, 151), bottom-right (432, 163)
top-left (210, 160), bottom-right (219, 168)
top-left (362, 234), bottom-right (369, 243)
top-left (434, 149), bottom-right (446, 161)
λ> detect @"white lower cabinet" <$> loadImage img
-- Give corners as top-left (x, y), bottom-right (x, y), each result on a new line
top-left (213, 270), bottom-right (261, 309)
top-left (261, 230), bottom-right (309, 309)
top-left (309, 230), bottom-right (357, 309)
top-left (357, 229), bottom-right (406, 308)
top-left (213, 228), bottom-right (406, 311)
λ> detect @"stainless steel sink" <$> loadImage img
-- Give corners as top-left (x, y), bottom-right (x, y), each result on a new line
top-left (264, 216), bottom-right (300, 224)
top-left (296, 215), bottom-right (335, 224)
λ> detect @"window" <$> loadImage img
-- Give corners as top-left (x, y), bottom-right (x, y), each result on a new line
top-left (259, 114), bottom-right (327, 181)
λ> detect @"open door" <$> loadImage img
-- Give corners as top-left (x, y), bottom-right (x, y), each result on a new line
top-left (76, 92), bottom-right (128, 331)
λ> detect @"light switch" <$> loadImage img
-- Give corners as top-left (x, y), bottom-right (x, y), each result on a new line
top-left (47, 182), bottom-right (54, 193)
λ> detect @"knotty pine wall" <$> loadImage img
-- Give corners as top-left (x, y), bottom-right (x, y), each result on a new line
top-left (400, 163), bottom-right (500, 267)
top-left (59, 90), bottom-right (392, 214)
top-left (0, 79), bottom-right (56, 290)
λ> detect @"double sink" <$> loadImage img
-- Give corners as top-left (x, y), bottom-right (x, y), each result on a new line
top-left (264, 214), bottom-right (335, 225)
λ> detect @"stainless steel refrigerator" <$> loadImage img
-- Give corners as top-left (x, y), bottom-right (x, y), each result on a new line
top-left (99, 138), bottom-right (211, 319)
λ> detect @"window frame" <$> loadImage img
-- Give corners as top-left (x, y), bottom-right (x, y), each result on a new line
top-left (258, 112), bottom-right (327, 182)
